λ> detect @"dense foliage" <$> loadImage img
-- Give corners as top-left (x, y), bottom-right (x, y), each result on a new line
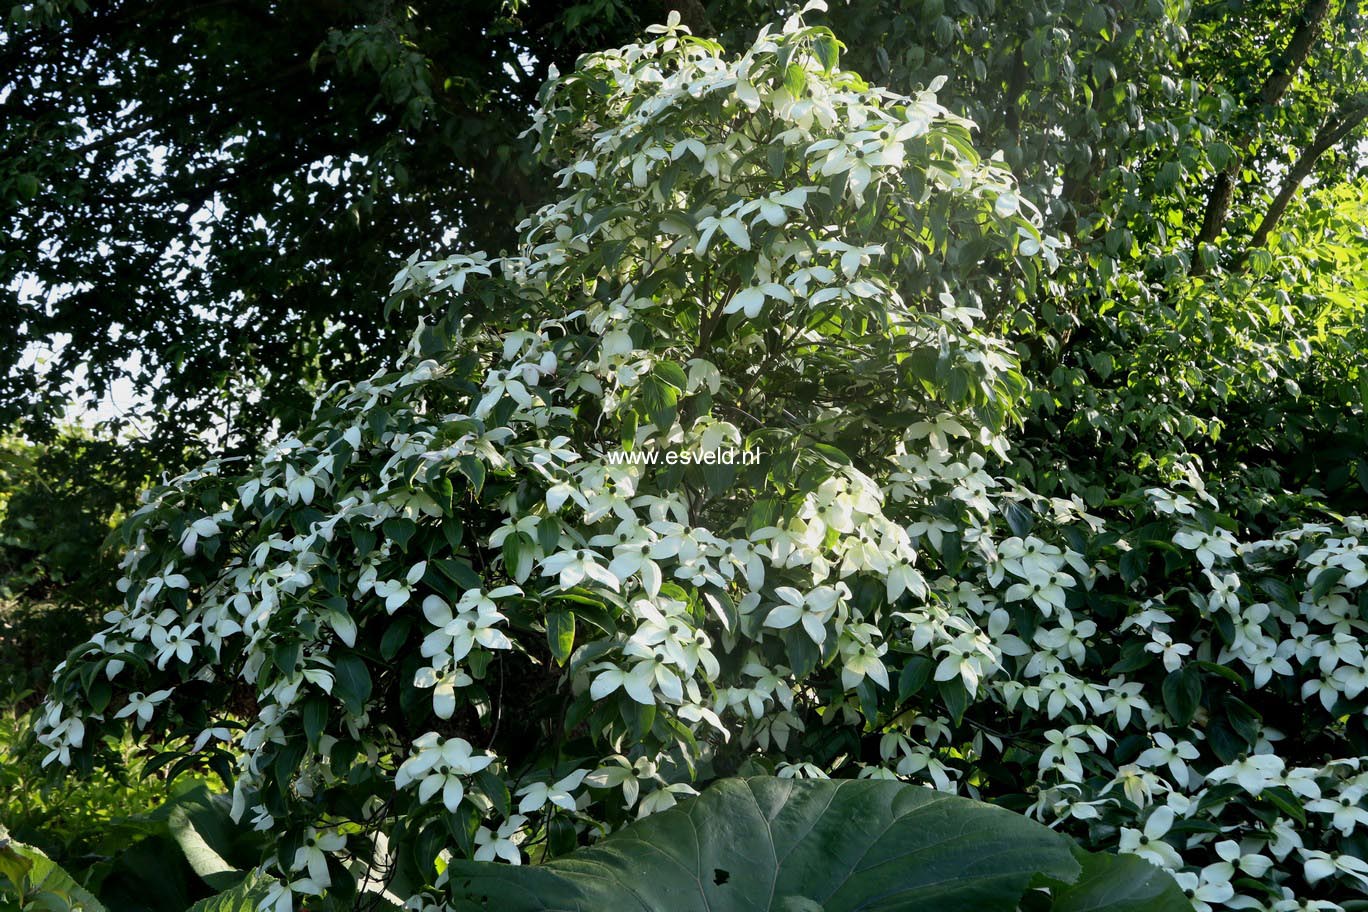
top-left (24, 7), bottom-right (1368, 912)
top-left (0, 0), bottom-right (681, 449)
top-left (0, 431), bottom-right (155, 699)
top-left (5, 0), bottom-right (1364, 464)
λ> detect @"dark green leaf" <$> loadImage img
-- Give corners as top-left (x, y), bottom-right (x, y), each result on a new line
top-left (546, 610), bottom-right (575, 666)
top-left (333, 653), bottom-right (373, 715)
top-left (445, 777), bottom-right (1086, 911)
top-left (1049, 850), bottom-right (1188, 912)
top-left (1161, 666), bottom-right (1201, 726)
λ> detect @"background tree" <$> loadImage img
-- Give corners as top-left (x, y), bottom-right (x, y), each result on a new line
top-left (8, 0), bottom-right (1364, 452)
top-left (1, 0), bottom-right (689, 452)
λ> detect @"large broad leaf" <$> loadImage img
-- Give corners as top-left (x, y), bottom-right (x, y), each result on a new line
top-left (444, 777), bottom-right (1184, 911)
top-left (186, 871), bottom-right (274, 912)
top-left (1048, 849), bottom-right (1191, 912)
top-left (160, 786), bottom-right (250, 892)
top-left (85, 784), bottom-right (267, 912)
top-left (1, 835), bottom-right (109, 912)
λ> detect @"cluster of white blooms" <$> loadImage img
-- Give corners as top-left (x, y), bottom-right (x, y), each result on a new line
top-left (32, 7), bottom-right (1368, 912)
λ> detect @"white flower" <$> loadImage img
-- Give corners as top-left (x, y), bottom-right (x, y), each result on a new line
top-left (1302, 848), bottom-right (1368, 890)
top-left (1214, 840), bottom-right (1274, 878)
top-left (412, 665), bottom-right (472, 719)
top-left (1102, 679), bottom-right (1151, 729)
top-left (395, 734), bottom-right (495, 813)
top-left (1306, 785), bottom-right (1368, 836)
top-left (1172, 527), bottom-right (1236, 569)
top-left (637, 782), bottom-right (697, 817)
top-left (516, 769), bottom-right (588, 814)
top-left (420, 588), bottom-right (516, 662)
top-left (838, 634), bottom-right (889, 690)
top-left (261, 877), bottom-right (324, 912)
top-left (725, 277), bottom-right (793, 319)
top-left (590, 651), bottom-right (681, 705)
top-left (178, 514), bottom-right (225, 556)
top-left (1144, 630), bottom-right (1192, 672)
top-left (290, 827), bottom-right (345, 887)
top-left (113, 689), bottom-right (174, 728)
top-left (1118, 806), bottom-right (1182, 870)
top-left (150, 623), bottom-right (199, 669)
top-left (541, 548), bottom-right (621, 590)
top-left (474, 815), bottom-right (527, 864)
top-left (1136, 732), bottom-right (1200, 785)
top-left (1040, 730), bottom-right (1088, 783)
top-left (695, 214), bottom-right (749, 255)
top-left (1207, 753), bottom-right (1284, 796)
top-left (1146, 488), bottom-right (1195, 516)
top-left (763, 584), bottom-right (845, 645)
top-left (374, 561), bottom-right (427, 612)
top-left (1173, 863), bottom-right (1235, 912)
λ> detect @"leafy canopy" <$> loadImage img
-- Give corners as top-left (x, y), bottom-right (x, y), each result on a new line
top-left (26, 5), bottom-right (1368, 912)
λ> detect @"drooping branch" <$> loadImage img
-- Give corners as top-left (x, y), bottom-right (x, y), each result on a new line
top-left (1246, 99), bottom-right (1368, 253)
top-left (1190, 0), bottom-right (1334, 274)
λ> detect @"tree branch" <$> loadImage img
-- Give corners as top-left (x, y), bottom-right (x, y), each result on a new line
top-left (1245, 99), bottom-right (1368, 253)
top-left (1190, 0), bottom-right (1333, 273)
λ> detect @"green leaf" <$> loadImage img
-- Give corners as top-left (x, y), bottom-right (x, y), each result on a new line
top-left (546, 610), bottom-right (575, 666)
top-left (303, 696), bottom-right (328, 750)
top-left (0, 838), bottom-right (34, 890)
top-left (1224, 696), bottom-right (1261, 745)
top-left (1118, 549), bottom-right (1146, 586)
top-left (1195, 660), bottom-right (1246, 690)
top-left (813, 35), bottom-right (840, 72)
top-left (1161, 666), bottom-right (1202, 726)
top-left (1260, 786), bottom-right (1307, 825)
top-left (4, 839), bottom-right (108, 912)
top-left (445, 777), bottom-right (1179, 911)
top-left (458, 455), bottom-right (486, 494)
top-left (1310, 566), bottom-right (1347, 601)
top-left (186, 872), bottom-right (274, 912)
top-left (1003, 501), bottom-right (1035, 537)
top-left (383, 517), bottom-right (417, 549)
top-left (381, 616), bottom-right (412, 660)
top-left (620, 409), bottom-right (639, 450)
top-left (1049, 850), bottom-right (1189, 912)
top-left (639, 375), bottom-right (679, 432)
top-left (88, 679), bottom-right (112, 714)
top-left (937, 678), bottom-right (969, 725)
top-left (1257, 577), bottom-right (1296, 612)
top-left (333, 653), bottom-right (373, 715)
top-left (946, 365), bottom-right (970, 403)
top-left (897, 656), bottom-right (933, 702)
top-left (164, 789), bottom-right (247, 892)
top-left (810, 443), bottom-right (851, 466)
top-left (654, 361), bottom-right (688, 390)
top-left (433, 558), bottom-right (482, 590)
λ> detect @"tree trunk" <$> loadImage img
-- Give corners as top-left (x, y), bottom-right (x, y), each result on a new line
top-left (1246, 101), bottom-right (1368, 253)
top-left (1190, 0), bottom-right (1334, 274)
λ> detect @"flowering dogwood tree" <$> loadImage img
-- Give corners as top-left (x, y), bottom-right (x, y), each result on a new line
top-left (34, 6), bottom-right (1368, 911)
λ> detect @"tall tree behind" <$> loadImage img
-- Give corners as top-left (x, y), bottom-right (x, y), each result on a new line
top-left (0, 0), bottom-right (669, 456)
top-left (3, 0), bottom-right (1364, 490)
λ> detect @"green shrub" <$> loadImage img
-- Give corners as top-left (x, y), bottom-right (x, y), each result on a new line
top-left (29, 8), bottom-right (1368, 912)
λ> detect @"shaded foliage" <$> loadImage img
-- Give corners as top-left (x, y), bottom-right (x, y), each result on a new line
top-left (1, 0), bottom-right (688, 452)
